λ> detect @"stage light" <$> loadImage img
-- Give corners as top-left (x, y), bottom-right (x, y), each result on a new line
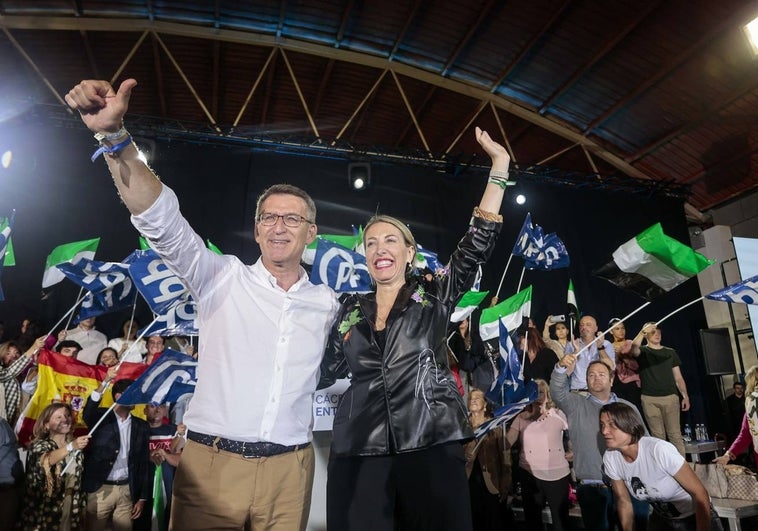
top-left (516, 194), bottom-right (526, 205)
top-left (744, 16), bottom-right (758, 55)
top-left (1, 150), bottom-right (11, 169)
top-left (348, 162), bottom-right (371, 191)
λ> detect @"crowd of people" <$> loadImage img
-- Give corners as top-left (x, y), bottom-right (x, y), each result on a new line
top-left (0, 75), bottom-right (743, 531)
top-left (0, 317), bottom-right (189, 530)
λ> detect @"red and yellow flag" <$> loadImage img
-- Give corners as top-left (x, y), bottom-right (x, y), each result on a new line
top-left (16, 349), bottom-right (147, 446)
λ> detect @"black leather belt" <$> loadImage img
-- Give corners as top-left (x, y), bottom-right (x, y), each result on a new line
top-left (188, 431), bottom-right (310, 459)
top-left (103, 479), bottom-right (129, 486)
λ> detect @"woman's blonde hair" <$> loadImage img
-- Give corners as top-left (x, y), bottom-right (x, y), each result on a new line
top-left (32, 403), bottom-right (73, 443)
top-left (363, 215), bottom-right (416, 253)
top-left (523, 379), bottom-right (555, 420)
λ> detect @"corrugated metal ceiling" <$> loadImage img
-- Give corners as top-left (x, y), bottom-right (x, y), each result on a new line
top-left (1, 0), bottom-right (756, 212)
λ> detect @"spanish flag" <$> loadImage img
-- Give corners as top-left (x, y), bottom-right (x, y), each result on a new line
top-left (16, 350), bottom-right (147, 446)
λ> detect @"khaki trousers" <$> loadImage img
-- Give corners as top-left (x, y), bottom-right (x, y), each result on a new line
top-left (170, 439), bottom-right (315, 531)
top-left (641, 393), bottom-right (685, 456)
top-left (87, 483), bottom-right (134, 531)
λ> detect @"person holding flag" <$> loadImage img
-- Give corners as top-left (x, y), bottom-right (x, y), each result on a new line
top-left (19, 403), bottom-right (91, 531)
top-left (562, 315), bottom-right (616, 392)
top-left (66, 78), bottom-right (340, 531)
top-left (550, 360), bottom-right (650, 531)
top-left (319, 126), bottom-right (509, 531)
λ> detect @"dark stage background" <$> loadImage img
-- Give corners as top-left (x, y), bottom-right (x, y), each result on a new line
top-left (0, 118), bottom-right (725, 435)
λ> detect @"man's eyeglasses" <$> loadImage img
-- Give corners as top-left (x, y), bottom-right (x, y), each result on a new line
top-left (256, 213), bottom-right (314, 227)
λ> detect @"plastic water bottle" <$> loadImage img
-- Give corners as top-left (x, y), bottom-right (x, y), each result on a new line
top-left (683, 424), bottom-right (692, 442)
top-left (696, 424), bottom-right (704, 441)
top-left (703, 424), bottom-right (709, 441)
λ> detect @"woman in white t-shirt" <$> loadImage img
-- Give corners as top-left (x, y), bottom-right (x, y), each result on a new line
top-left (600, 402), bottom-right (722, 531)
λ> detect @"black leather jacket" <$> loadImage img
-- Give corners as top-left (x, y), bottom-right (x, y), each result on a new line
top-left (319, 214), bottom-right (502, 457)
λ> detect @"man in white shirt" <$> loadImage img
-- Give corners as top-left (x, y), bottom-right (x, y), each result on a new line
top-left (63, 317), bottom-right (108, 365)
top-left (66, 78), bottom-right (340, 531)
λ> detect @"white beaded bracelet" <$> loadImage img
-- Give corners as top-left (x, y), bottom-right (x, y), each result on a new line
top-left (94, 126), bottom-right (128, 144)
top-left (489, 169), bottom-right (509, 180)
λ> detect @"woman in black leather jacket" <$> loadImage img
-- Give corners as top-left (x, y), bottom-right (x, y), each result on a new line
top-left (319, 127), bottom-right (510, 531)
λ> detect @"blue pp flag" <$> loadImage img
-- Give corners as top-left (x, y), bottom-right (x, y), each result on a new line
top-left (116, 349), bottom-right (197, 406)
top-left (486, 320), bottom-right (525, 407)
top-left (139, 295), bottom-right (198, 337)
top-left (511, 212), bottom-right (570, 270)
top-left (126, 250), bottom-right (193, 314)
top-left (310, 239), bottom-right (372, 293)
top-left (57, 257), bottom-right (138, 321)
top-left (0, 210), bottom-right (14, 301)
top-left (473, 393), bottom-right (536, 439)
top-left (512, 213), bottom-right (535, 256)
top-left (477, 321), bottom-right (538, 437)
top-left (523, 230), bottom-right (570, 270)
top-left (706, 275), bottom-right (758, 305)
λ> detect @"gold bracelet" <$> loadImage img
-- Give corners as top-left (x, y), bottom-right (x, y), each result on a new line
top-left (473, 207), bottom-right (503, 223)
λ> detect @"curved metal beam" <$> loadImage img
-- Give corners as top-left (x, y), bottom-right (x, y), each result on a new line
top-left (0, 14), bottom-right (651, 180)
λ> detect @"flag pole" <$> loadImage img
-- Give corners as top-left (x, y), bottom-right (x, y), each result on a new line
top-left (516, 266), bottom-right (526, 293)
top-left (569, 316), bottom-right (575, 343)
top-left (125, 297), bottom-right (138, 342)
top-left (495, 253), bottom-right (514, 299)
top-left (60, 400), bottom-right (118, 476)
top-left (46, 291), bottom-right (89, 337)
top-left (63, 287), bottom-right (84, 331)
top-left (653, 296), bottom-right (706, 327)
top-left (521, 328), bottom-right (527, 381)
top-left (118, 314), bottom-right (162, 363)
top-left (572, 301), bottom-right (651, 359)
top-left (61, 314), bottom-right (162, 477)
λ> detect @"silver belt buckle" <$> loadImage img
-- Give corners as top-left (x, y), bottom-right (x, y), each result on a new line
top-left (241, 442), bottom-right (261, 459)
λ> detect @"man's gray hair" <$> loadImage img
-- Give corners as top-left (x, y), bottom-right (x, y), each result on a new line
top-left (255, 184), bottom-right (316, 222)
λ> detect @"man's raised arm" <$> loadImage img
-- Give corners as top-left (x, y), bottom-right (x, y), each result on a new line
top-left (65, 79), bottom-right (161, 215)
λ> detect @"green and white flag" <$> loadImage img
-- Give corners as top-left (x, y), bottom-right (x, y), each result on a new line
top-left (0, 217), bottom-right (14, 266)
top-left (41, 237), bottom-right (100, 288)
top-left (302, 233), bottom-right (362, 265)
top-left (479, 286), bottom-right (532, 341)
top-left (152, 463), bottom-right (167, 531)
top-left (567, 279), bottom-right (578, 317)
top-left (593, 223), bottom-right (714, 301)
top-left (450, 290), bottom-right (490, 323)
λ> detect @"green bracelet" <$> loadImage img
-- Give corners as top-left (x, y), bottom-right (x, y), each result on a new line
top-left (488, 178), bottom-right (508, 190)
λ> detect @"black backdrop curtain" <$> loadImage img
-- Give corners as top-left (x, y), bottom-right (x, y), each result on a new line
top-left (0, 120), bottom-right (723, 434)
